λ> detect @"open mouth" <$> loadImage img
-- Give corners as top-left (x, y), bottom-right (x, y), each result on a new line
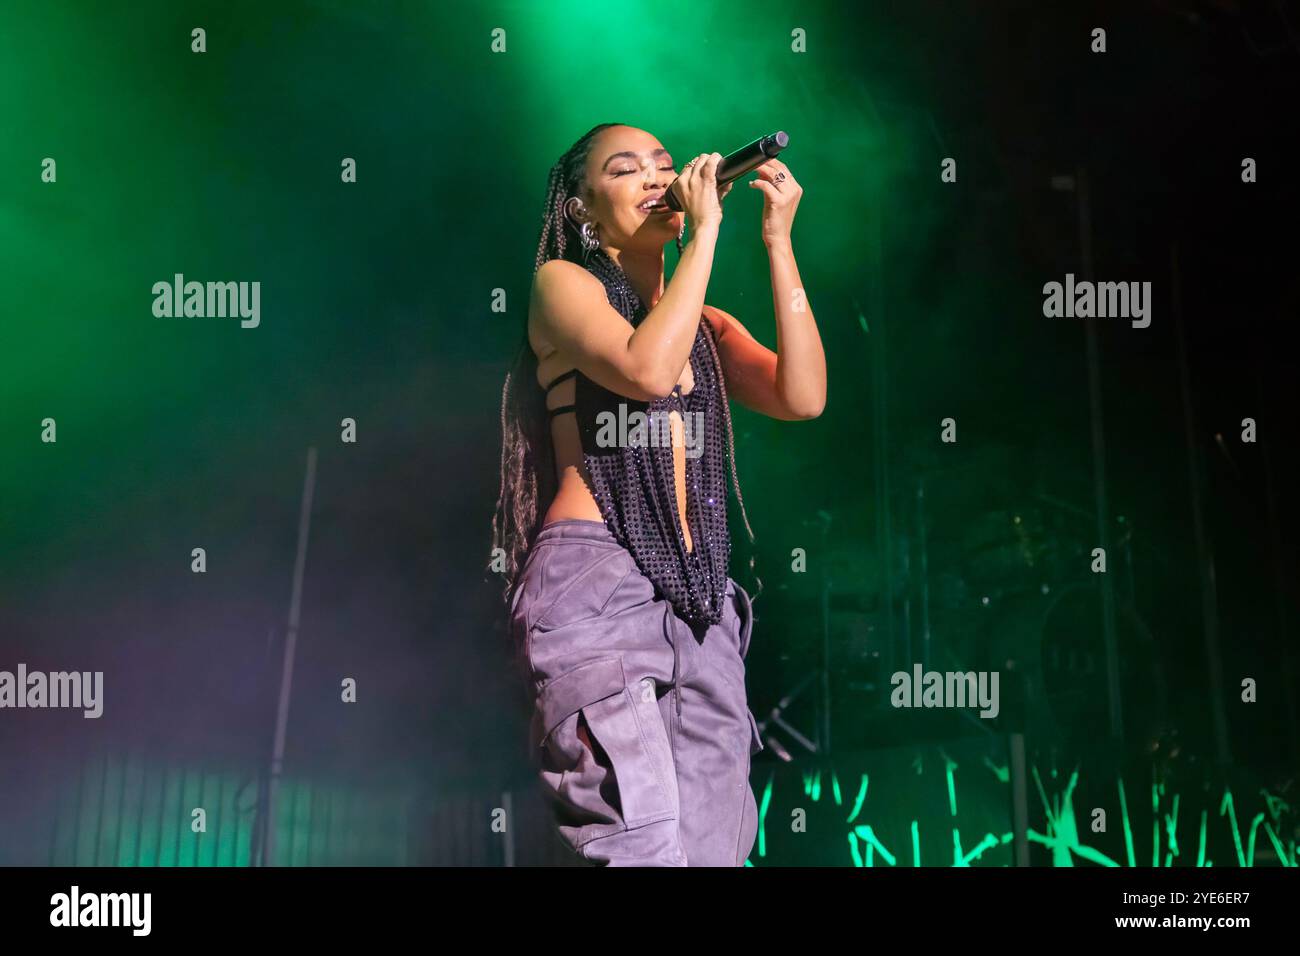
top-left (638, 195), bottom-right (671, 214)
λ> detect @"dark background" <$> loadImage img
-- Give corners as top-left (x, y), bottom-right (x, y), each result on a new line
top-left (1, 0), bottom-right (1296, 864)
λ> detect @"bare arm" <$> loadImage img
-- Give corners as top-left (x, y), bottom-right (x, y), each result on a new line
top-left (701, 156), bottom-right (825, 420)
top-left (764, 239), bottom-right (826, 419)
top-left (530, 222), bottom-right (720, 400)
top-left (703, 280), bottom-right (825, 421)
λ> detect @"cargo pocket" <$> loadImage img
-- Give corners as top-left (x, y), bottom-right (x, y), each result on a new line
top-left (537, 656), bottom-right (679, 850)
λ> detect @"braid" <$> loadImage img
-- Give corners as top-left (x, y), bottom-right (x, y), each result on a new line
top-left (493, 122), bottom-right (629, 605)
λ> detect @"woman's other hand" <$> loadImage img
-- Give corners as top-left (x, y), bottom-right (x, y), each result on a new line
top-left (749, 158), bottom-right (802, 247)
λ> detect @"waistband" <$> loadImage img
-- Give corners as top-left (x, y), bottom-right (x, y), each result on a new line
top-left (531, 518), bottom-right (618, 547)
top-left (534, 518), bottom-right (704, 564)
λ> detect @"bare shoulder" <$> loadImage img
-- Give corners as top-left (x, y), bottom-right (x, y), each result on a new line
top-left (533, 257), bottom-right (590, 285)
top-left (531, 259), bottom-right (603, 319)
top-left (530, 257), bottom-right (623, 356)
top-left (528, 260), bottom-right (613, 376)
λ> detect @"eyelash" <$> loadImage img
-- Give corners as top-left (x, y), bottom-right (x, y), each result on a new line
top-left (614, 166), bottom-right (675, 176)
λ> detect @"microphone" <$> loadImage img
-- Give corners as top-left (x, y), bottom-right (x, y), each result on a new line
top-left (664, 131), bottom-right (789, 212)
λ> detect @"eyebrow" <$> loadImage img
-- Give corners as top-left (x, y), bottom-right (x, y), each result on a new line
top-left (601, 148), bottom-right (671, 171)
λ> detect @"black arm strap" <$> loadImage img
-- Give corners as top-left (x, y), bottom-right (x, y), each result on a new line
top-left (544, 368), bottom-right (579, 419)
top-left (543, 368), bottom-right (578, 392)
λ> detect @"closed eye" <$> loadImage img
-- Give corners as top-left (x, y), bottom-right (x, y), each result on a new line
top-left (614, 166), bottom-right (676, 177)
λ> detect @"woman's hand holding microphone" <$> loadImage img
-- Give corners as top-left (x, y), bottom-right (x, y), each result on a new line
top-left (675, 150), bottom-right (798, 247)
top-left (674, 152), bottom-right (733, 237)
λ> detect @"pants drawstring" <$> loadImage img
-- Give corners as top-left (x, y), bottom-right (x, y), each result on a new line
top-left (663, 604), bottom-right (682, 719)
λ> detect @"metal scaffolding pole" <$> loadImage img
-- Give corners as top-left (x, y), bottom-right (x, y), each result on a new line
top-left (1075, 166), bottom-right (1124, 746)
top-left (262, 447), bottom-right (319, 865)
top-left (1170, 246), bottom-right (1232, 768)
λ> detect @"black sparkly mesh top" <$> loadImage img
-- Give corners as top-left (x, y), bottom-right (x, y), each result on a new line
top-left (544, 247), bottom-right (731, 628)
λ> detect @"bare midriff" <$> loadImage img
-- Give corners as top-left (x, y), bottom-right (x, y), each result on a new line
top-left (536, 354), bottom-right (696, 554)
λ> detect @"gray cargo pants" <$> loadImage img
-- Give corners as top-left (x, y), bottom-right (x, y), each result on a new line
top-left (510, 519), bottom-right (763, 866)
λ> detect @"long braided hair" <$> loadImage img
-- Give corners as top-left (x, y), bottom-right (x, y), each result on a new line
top-left (490, 122), bottom-right (760, 606)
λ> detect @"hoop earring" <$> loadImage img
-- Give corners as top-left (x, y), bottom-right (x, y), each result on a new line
top-left (580, 221), bottom-right (600, 251)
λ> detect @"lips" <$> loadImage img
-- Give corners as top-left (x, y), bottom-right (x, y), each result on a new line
top-left (638, 190), bottom-right (670, 214)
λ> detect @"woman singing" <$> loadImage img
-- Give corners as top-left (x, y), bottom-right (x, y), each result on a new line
top-left (492, 123), bottom-right (825, 866)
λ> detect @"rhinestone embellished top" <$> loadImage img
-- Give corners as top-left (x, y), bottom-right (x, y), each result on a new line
top-left (564, 247), bottom-right (731, 628)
